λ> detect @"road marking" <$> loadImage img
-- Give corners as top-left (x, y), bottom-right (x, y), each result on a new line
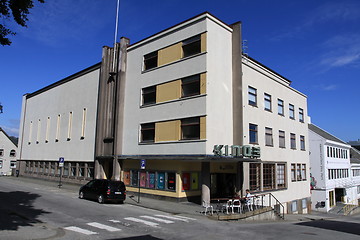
top-left (87, 222), bottom-right (121, 232)
top-left (154, 215), bottom-right (194, 222)
top-left (108, 219), bottom-right (121, 223)
top-left (64, 226), bottom-right (97, 235)
top-left (140, 215), bottom-right (174, 223)
top-left (124, 217), bottom-right (159, 227)
top-left (170, 215), bottom-right (197, 221)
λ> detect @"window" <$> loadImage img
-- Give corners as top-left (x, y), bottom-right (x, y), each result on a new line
top-left (63, 163), bottom-right (69, 176)
top-left (0, 160), bottom-right (2, 168)
top-left (263, 164), bottom-right (275, 190)
top-left (167, 172), bottom-right (176, 190)
top-left (278, 99), bottom-right (284, 115)
top-left (181, 117), bottom-right (200, 140)
top-left (291, 164), bottom-right (296, 182)
top-left (265, 127), bottom-right (273, 146)
top-left (36, 119), bottom-right (41, 144)
top-left (182, 35), bottom-right (201, 58)
top-left (56, 114), bottom-right (61, 142)
top-left (28, 121), bottom-right (33, 144)
top-left (248, 86), bottom-right (257, 106)
top-left (300, 135), bottom-right (305, 150)
top-left (10, 149), bottom-right (16, 157)
top-left (67, 112), bottom-right (73, 141)
top-left (10, 161), bottom-right (16, 168)
top-left (0, 149), bottom-right (3, 156)
top-left (141, 123), bottom-right (155, 142)
top-left (70, 163), bottom-right (76, 177)
top-left (264, 93), bottom-right (272, 111)
top-left (290, 133), bottom-right (296, 149)
top-left (249, 163), bottom-right (261, 191)
top-left (81, 108), bottom-right (87, 139)
top-left (79, 163), bottom-right (85, 177)
top-left (87, 163), bottom-right (94, 178)
top-left (45, 117), bottom-right (50, 143)
top-left (279, 130), bottom-right (285, 148)
top-left (144, 51), bottom-right (158, 70)
top-left (299, 108), bottom-right (304, 122)
top-left (277, 164), bottom-right (286, 188)
top-left (142, 86), bottom-right (156, 105)
top-left (182, 75), bottom-right (200, 97)
top-left (249, 124), bottom-right (258, 144)
top-left (289, 104), bottom-right (295, 119)
top-left (296, 164), bottom-right (302, 181)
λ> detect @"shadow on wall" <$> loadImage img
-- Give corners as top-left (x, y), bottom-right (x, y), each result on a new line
top-left (0, 191), bottom-right (49, 231)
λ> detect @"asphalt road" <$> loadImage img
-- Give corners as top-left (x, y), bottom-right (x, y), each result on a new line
top-left (1, 176), bottom-right (360, 240)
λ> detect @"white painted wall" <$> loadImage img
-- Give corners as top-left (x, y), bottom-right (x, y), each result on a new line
top-left (18, 68), bottom-right (100, 162)
top-left (0, 130), bottom-right (17, 175)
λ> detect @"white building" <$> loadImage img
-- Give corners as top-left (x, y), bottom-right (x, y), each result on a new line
top-left (17, 12), bottom-right (310, 214)
top-left (308, 123), bottom-right (359, 212)
top-left (0, 128), bottom-right (18, 176)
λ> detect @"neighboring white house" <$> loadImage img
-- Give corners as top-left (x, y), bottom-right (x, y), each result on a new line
top-left (350, 147), bottom-right (360, 205)
top-left (0, 128), bottom-right (18, 176)
top-left (308, 123), bottom-right (357, 212)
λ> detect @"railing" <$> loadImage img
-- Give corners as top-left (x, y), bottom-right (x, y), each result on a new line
top-left (254, 193), bottom-right (285, 219)
top-left (342, 199), bottom-right (359, 215)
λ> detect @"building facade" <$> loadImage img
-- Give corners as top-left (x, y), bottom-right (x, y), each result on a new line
top-left (308, 123), bottom-right (359, 212)
top-left (0, 128), bottom-right (18, 176)
top-left (17, 12), bottom-right (310, 213)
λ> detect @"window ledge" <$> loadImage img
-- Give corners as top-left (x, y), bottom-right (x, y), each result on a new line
top-left (139, 139), bottom-right (206, 145)
top-left (140, 94), bottom-right (206, 108)
top-left (142, 52), bottom-right (207, 74)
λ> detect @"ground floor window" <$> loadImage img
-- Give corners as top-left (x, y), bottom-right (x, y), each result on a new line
top-left (249, 162), bottom-right (286, 192)
top-left (125, 170), bottom-right (177, 192)
top-left (291, 163), bottom-right (307, 182)
top-left (249, 163), bottom-right (261, 191)
top-left (0, 160), bottom-right (2, 168)
top-left (263, 164), bottom-right (275, 190)
top-left (87, 163), bottom-right (94, 178)
top-left (181, 172), bottom-right (199, 191)
top-left (79, 163), bottom-right (85, 177)
top-left (10, 161), bottom-right (16, 169)
top-left (70, 163), bottom-right (77, 177)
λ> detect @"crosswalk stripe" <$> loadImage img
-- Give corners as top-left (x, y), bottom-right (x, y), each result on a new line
top-left (87, 222), bottom-right (121, 232)
top-left (64, 226), bottom-right (97, 235)
top-left (140, 215), bottom-right (174, 223)
top-left (154, 215), bottom-right (191, 222)
top-left (124, 217), bottom-right (159, 227)
top-left (170, 215), bottom-right (197, 221)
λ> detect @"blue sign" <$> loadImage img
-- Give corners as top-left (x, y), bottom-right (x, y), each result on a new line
top-left (140, 159), bottom-right (146, 170)
top-left (59, 157), bottom-right (64, 167)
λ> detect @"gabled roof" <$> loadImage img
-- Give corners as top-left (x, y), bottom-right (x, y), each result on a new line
top-left (0, 127), bottom-right (18, 147)
top-left (308, 123), bottom-right (347, 144)
top-left (350, 147), bottom-right (360, 164)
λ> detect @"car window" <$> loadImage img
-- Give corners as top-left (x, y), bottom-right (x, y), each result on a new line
top-left (86, 180), bottom-right (96, 187)
top-left (109, 181), bottom-right (124, 190)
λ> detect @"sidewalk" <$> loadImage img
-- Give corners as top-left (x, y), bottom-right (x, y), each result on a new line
top-left (6, 176), bottom-right (339, 222)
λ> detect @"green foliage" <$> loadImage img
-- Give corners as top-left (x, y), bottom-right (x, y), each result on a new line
top-left (0, 0), bottom-right (44, 46)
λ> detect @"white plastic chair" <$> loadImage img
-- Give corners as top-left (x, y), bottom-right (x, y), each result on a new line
top-left (245, 197), bottom-right (253, 211)
top-left (231, 199), bottom-right (242, 214)
top-left (223, 199), bottom-right (232, 214)
top-left (202, 200), bottom-right (213, 215)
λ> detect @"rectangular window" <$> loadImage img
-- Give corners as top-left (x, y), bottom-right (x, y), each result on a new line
top-left (249, 163), bottom-right (261, 191)
top-left (0, 160), bottom-right (2, 168)
top-left (296, 164), bottom-right (302, 181)
top-left (265, 127), bottom-right (273, 146)
top-left (182, 35), bottom-right (201, 58)
top-left (63, 163), bottom-right (69, 176)
top-left (142, 86), bottom-right (156, 105)
top-left (144, 51), bottom-right (158, 70)
top-left (81, 108), bottom-right (86, 139)
top-left (167, 172), bottom-right (176, 190)
top-left (277, 164), bottom-right (286, 188)
top-left (87, 163), bottom-right (94, 178)
top-left (45, 117), bottom-right (50, 143)
top-left (279, 130), bottom-right (285, 148)
top-left (300, 135), bottom-right (306, 150)
top-left (56, 114), bottom-right (61, 142)
top-left (131, 170), bottom-right (139, 187)
top-left (67, 112), bottom-right (73, 141)
top-left (141, 123), bottom-right (155, 142)
top-left (301, 164), bottom-right (306, 180)
top-left (28, 121), bottom-right (33, 144)
top-left (10, 161), bottom-right (16, 168)
top-left (249, 123), bottom-right (258, 144)
top-left (299, 108), bottom-right (304, 122)
top-left (278, 99), bottom-right (284, 115)
top-left (182, 75), bottom-right (200, 97)
top-left (181, 117), bottom-right (200, 140)
top-left (36, 119), bottom-right (41, 144)
top-left (291, 164), bottom-right (296, 182)
top-left (290, 133), bottom-right (296, 149)
top-left (264, 93), bottom-right (272, 111)
top-left (248, 86), bottom-right (257, 106)
top-left (263, 164), bottom-right (275, 190)
top-left (79, 163), bottom-right (85, 177)
top-left (70, 163), bottom-right (76, 177)
top-left (50, 162), bottom-right (55, 175)
top-left (0, 149), bottom-right (3, 156)
top-left (289, 104), bottom-right (295, 119)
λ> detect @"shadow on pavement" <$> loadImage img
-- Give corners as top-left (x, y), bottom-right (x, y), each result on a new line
top-left (295, 219), bottom-right (360, 236)
top-left (107, 235), bottom-right (163, 240)
top-left (0, 191), bottom-right (49, 231)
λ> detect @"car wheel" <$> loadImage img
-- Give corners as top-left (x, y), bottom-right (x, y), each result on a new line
top-left (79, 191), bottom-right (84, 199)
top-left (98, 195), bottom-right (104, 204)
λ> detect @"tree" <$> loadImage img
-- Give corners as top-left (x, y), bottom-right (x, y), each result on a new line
top-left (0, 0), bottom-right (44, 46)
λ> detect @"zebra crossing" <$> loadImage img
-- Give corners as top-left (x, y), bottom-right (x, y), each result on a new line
top-left (64, 214), bottom-right (196, 235)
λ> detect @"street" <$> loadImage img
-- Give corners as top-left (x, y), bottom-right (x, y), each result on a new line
top-left (1, 177), bottom-right (360, 240)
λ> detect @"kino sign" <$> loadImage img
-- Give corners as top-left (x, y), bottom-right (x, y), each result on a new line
top-left (213, 145), bottom-right (260, 158)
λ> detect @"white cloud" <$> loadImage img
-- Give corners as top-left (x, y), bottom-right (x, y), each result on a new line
top-left (0, 125), bottom-right (19, 137)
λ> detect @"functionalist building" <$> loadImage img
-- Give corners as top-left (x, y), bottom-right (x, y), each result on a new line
top-left (17, 12), bottom-right (310, 213)
top-left (0, 128), bottom-right (18, 176)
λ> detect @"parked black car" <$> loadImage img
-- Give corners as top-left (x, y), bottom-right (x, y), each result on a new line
top-left (79, 179), bottom-right (126, 204)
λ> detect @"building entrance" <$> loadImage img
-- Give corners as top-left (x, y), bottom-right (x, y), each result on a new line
top-left (335, 188), bottom-right (346, 202)
top-left (210, 173), bottom-right (236, 198)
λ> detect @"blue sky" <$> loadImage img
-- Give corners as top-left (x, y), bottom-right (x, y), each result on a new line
top-left (0, 0), bottom-right (359, 142)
